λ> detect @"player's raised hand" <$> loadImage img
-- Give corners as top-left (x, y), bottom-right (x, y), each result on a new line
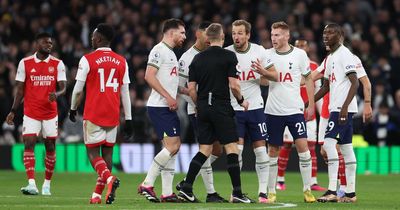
top-left (167, 96), bottom-right (178, 111)
top-left (123, 120), bottom-right (133, 139)
top-left (251, 59), bottom-right (264, 75)
top-left (240, 100), bottom-right (249, 111)
top-left (6, 112), bottom-right (15, 125)
top-left (49, 92), bottom-right (57, 102)
top-left (69, 109), bottom-right (77, 122)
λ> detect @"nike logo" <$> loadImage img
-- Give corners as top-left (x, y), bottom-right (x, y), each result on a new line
top-left (299, 132), bottom-right (305, 135)
top-left (261, 133), bottom-right (268, 137)
top-left (180, 191), bottom-right (195, 201)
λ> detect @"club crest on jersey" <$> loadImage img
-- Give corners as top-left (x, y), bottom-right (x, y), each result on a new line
top-left (179, 60), bottom-right (185, 68)
top-left (48, 66), bottom-right (55, 73)
top-left (289, 62), bottom-right (293, 69)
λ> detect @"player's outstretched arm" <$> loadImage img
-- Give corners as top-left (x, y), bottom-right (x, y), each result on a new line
top-left (313, 78), bottom-right (329, 104)
top-left (359, 76), bottom-right (372, 123)
top-left (145, 65), bottom-right (177, 110)
top-left (6, 81), bottom-right (24, 125)
top-left (121, 83), bottom-right (133, 138)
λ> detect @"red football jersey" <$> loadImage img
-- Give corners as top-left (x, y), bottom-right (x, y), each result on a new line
top-left (76, 48), bottom-right (129, 127)
top-left (300, 60), bottom-right (318, 120)
top-left (16, 54), bottom-right (66, 120)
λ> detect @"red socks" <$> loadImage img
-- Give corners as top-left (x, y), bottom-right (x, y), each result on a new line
top-left (45, 151), bottom-right (56, 180)
top-left (23, 149), bottom-right (35, 180)
top-left (308, 143), bottom-right (318, 178)
top-left (94, 176), bottom-right (106, 194)
top-left (278, 145), bottom-right (291, 177)
top-left (338, 151), bottom-right (347, 185)
top-left (90, 157), bottom-right (111, 182)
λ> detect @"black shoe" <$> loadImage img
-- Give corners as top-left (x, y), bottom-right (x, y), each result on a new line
top-left (175, 180), bottom-right (184, 191)
top-left (206, 192), bottom-right (228, 203)
top-left (317, 190), bottom-right (338, 203)
top-left (230, 193), bottom-right (255, 203)
top-left (178, 189), bottom-right (201, 203)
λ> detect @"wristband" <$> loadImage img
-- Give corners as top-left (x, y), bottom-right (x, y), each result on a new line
top-left (364, 100), bottom-right (371, 103)
top-left (237, 96), bottom-right (244, 105)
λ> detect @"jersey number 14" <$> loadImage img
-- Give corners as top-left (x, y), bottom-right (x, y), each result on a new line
top-left (98, 68), bottom-right (119, 92)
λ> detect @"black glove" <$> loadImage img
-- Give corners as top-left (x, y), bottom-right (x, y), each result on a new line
top-left (69, 109), bottom-right (77, 122)
top-left (123, 120), bottom-right (133, 139)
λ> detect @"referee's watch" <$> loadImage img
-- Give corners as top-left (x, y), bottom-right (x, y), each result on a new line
top-left (237, 96), bottom-right (244, 105)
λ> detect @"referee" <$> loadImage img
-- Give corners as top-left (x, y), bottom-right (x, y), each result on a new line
top-left (177, 23), bottom-right (253, 203)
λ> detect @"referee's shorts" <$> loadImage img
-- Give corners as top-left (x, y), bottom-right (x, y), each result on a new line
top-left (196, 100), bottom-right (238, 145)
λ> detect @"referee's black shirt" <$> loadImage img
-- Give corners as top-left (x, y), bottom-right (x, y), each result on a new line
top-left (188, 46), bottom-right (239, 102)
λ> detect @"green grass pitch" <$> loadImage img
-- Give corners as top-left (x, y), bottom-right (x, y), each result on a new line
top-left (0, 171), bottom-right (399, 209)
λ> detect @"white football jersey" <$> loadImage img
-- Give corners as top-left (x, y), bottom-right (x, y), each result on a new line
top-left (178, 46), bottom-right (201, 115)
top-left (265, 46), bottom-right (310, 115)
top-left (353, 54), bottom-right (367, 79)
top-left (226, 43), bottom-right (273, 111)
top-left (146, 42), bottom-right (179, 107)
top-left (317, 54), bottom-right (366, 79)
top-left (323, 45), bottom-right (358, 113)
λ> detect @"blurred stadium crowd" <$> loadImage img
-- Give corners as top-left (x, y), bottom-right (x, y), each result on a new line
top-left (0, 0), bottom-right (399, 146)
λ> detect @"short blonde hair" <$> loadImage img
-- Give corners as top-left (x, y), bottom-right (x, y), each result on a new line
top-left (271, 21), bottom-right (290, 31)
top-left (206, 23), bottom-right (223, 42)
top-left (232, 20), bottom-right (251, 34)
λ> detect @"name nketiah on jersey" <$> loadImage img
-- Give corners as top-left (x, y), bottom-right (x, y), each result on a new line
top-left (147, 42), bottom-right (179, 107)
top-left (226, 43), bottom-right (273, 111)
top-left (264, 46), bottom-right (310, 115)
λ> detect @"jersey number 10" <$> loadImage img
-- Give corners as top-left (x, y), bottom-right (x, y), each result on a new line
top-left (98, 68), bottom-right (119, 92)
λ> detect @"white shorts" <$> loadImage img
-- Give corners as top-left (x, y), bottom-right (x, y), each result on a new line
top-left (83, 120), bottom-right (118, 148)
top-left (318, 117), bottom-right (329, 144)
top-left (283, 119), bottom-right (317, 142)
top-left (22, 115), bottom-right (58, 139)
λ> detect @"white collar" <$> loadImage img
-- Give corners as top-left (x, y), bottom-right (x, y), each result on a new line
top-left (95, 47), bottom-right (112, 51)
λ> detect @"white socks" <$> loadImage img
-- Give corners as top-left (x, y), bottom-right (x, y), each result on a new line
top-left (339, 143), bottom-right (357, 193)
top-left (143, 148), bottom-right (172, 186)
top-left (237, 144), bottom-right (244, 170)
top-left (298, 151), bottom-right (312, 192)
top-left (161, 154), bottom-right (176, 196)
top-left (43, 179), bottom-right (51, 188)
top-left (323, 138), bottom-right (339, 192)
top-left (254, 146), bottom-right (269, 194)
top-left (28, 179), bottom-right (36, 186)
top-left (200, 155), bottom-right (217, 194)
top-left (268, 156), bottom-right (278, 194)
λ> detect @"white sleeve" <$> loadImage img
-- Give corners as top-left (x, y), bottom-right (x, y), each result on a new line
top-left (70, 80), bottom-right (85, 110)
top-left (353, 55), bottom-right (367, 79)
top-left (178, 57), bottom-right (189, 88)
top-left (57, 60), bottom-right (67, 81)
top-left (316, 57), bottom-right (327, 74)
top-left (121, 84), bottom-right (132, 120)
top-left (323, 63), bottom-right (330, 80)
top-left (147, 47), bottom-right (163, 69)
top-left (342, 51), bottom-right (357, 75)
top-left (76, 56), bottom-right (90, 82)
top-left (15, 59), bottom-right (26, 82)
top-left (300, 51), bottom-right (311, 76)
top-left (262, 47), bottom-right (274, 69)
top-left (123, 60), bottom-right (130, 84)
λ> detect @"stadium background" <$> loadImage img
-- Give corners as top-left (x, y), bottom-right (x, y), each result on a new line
top-left (0, 0), bottom-right (399, 175)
